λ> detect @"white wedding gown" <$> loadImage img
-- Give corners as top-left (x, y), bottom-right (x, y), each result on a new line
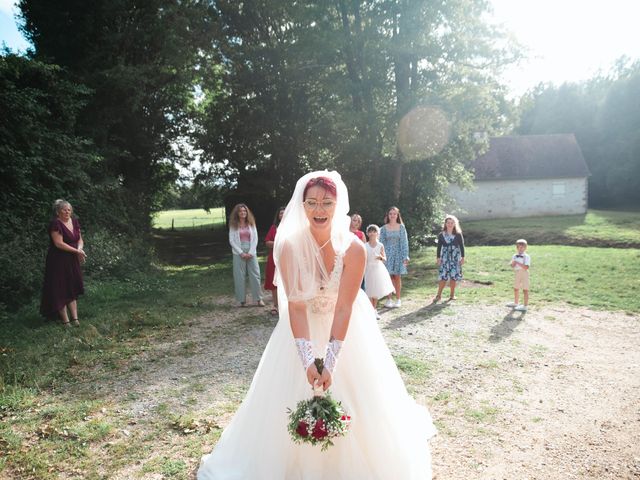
top-left (198, 252), bottom-right (436, 479)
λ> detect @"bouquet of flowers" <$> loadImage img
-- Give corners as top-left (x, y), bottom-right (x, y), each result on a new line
top-left (287, 359), bottom-right (351, 451)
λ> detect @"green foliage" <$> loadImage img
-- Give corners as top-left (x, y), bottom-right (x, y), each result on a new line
top-left (0, 53), bottom-right (93, 224)
top-left (0, 53), bottom-right (157, 310)
top-left (197, 0), bottom-right (520, 232)
top-left (0, 53), bottom-right (94, 309)
top-left (2, 0), bottom-right (218, 309)
top-left (160, 181), bottom-right (229, 211)
top-left (3, 1), bottom-right (523, 310)
top-left (82, 228), bottom-right (151, 278)
top-left (0, 220), bottom-right (47, 309)
top-left (517, 59), bottom-right (640, 207)
top-left (18, 0), bottom-right (215, 227)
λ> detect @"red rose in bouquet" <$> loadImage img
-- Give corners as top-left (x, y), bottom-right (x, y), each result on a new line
top-left (311, 419), bottom-right (327, 439)
top-left (296, 421), bottom-right (309, 437)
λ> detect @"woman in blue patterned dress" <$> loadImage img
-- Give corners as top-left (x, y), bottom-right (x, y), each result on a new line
top-left (433, 215), bottom-right (465, 303)
top-left (379, 206), bottom-right (409, 308)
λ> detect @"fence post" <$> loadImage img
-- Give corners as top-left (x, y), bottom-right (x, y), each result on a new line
top-left (171, 219), bottom-right (174, 231)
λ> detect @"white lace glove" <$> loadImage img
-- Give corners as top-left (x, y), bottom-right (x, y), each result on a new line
top-left (294, 338), bottom-right (315, 370)
top-left (323, 338), bottom-right (343, 375)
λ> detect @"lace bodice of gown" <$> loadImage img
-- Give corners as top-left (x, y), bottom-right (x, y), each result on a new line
top-left (307, 252), bottom-right (343, 315)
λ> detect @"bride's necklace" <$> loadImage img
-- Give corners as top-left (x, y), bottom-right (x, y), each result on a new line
top-left (316, 238), bottom-right (334, 290)
top-left (318, 237), bottom-right (331, 250)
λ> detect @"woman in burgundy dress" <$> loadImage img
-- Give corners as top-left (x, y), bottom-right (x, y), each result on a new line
top-left (264, 207), bottom-right (285, 315)
top-left (40, 199), bottom-right (86, 327)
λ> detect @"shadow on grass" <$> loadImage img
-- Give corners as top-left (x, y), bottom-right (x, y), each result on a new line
top-left (488, 310), bottom-right (526, 343)
top-left (19, 315), bottom-right (58, 331)
top-left (465, 210), bottom-right (640, 248)
top-left (152, 227), bottom-right (274, 266)
top-left (152, 228), bottom-right (229, 266)
top-left (384, 301), bottom-right (451, 330)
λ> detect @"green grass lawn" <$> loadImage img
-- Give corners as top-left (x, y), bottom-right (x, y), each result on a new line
top-left (405, 246), bottom-right (640, 313)
top-left (1, 262), bottom-right (234, 391)
top-left (2, 243), bottom-right (637, 393)
top-left (152, 208), bottom-right (226, 230)
top-left (464, 209), bottom-right (640, 247)
top-left (0, 262), bottom-right (235, 479)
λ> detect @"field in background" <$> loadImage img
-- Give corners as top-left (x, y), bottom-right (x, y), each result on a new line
top-left (152, 208), bottom-right (226, 230)
top-left (463, 209), bottom-right (640, 247)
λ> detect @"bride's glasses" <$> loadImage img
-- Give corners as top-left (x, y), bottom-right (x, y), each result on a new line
top-left (303, 199), bottom-right (336, 211)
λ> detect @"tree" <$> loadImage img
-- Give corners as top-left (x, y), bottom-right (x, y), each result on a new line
top-left (19, 0), bottom-right (215, 231)
top-left (198, 0), bottom-right (518, 231)
top-left (517, 59), bottom-right (640, 207)
top-left (0, 52), bottom-right (95, 307)
top-left (596, 62), bottom-right (640, 206)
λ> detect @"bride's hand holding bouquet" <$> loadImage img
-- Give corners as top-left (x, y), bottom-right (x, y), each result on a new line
top-left (307, 359), bottom-right (332, 391)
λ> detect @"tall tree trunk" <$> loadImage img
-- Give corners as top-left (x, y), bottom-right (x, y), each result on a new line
top-left (392, 5), bottom-right (411, 202)
top-left (392, 153), bottom-right (404, 203)
top-left (337, 0), bottom-right (363, 112)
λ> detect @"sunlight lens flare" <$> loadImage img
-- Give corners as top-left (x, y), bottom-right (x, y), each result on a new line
top-left (396, 106), bottom-right (450, 161)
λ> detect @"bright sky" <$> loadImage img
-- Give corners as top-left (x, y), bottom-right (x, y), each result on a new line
top-left (2, 0), bottom-right (639, 97)
top-left (0, 0), bottom-right (29, 52)
top-left (491, 0), bottom-right (640, 96)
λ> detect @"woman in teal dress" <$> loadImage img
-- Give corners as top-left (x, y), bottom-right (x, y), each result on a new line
top-left (379, 206), bottom-right (409, 308)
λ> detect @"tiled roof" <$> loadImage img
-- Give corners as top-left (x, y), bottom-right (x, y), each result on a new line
top-left (473, 134), bottom-right (590, 180)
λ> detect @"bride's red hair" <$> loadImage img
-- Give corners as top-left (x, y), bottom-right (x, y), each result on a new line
top-left (303, 176), bottom-right (337, 199)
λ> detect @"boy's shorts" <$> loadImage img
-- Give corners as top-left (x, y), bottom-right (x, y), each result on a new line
top-left (514, 269), bottom-right (530, 290)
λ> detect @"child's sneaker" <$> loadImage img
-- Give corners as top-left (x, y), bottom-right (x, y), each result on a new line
top-left (506, 302), bottom-right (517, 307)
top-left (384, 299), bottom-right (395, 308)
top-left (514, 304), bottom-right (528, 312)
top-left (394, 299), bottom-right (402, 308)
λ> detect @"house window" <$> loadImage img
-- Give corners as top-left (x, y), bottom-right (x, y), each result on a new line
top-left (552, 182), bottom-right (566, 196)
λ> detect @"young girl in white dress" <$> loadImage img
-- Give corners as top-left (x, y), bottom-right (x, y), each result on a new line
top-left (364, 224), bottom-right (395, 318)
top-left (197, 171), bottom-right (435, 480)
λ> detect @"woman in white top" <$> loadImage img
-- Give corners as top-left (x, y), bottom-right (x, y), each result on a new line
top-left (198, 171), bottom-right (435, 479)
top-left (228, 203), bottom-right (264, 306)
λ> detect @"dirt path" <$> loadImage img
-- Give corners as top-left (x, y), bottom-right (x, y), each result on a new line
top-left (78, 297), bottom-right (640, 479)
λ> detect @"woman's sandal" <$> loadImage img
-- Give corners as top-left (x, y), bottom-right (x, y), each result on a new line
top-left (431, 295), bottom-right (442, 304)
top-left (71, 318), bottom-right (80, 327)
top-left (448, 296), bottom-right (457, 301)
top-left (270, 308), bottom-right (279, 316)
top-left (62, 320), bottom-right (71, 328)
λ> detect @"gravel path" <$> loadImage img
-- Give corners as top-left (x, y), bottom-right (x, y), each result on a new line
top-left (86, 296), bottom-right (640, 479)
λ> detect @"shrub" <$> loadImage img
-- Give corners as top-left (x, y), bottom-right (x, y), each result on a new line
top-left (82, 228), bottom-right (151, 279)
top-left (0, 220), bottom-right (47, 311)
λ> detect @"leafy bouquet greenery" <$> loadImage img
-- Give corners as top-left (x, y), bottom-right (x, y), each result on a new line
top-left (287, 359), bottom-right (351, 451)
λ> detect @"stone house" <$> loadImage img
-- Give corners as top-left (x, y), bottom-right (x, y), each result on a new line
top-left (448, 134), bottom-right (590, 220)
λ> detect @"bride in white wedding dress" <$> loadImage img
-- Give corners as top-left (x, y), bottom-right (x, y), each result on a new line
top-left (197, 171), bottom-right (436, 480)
